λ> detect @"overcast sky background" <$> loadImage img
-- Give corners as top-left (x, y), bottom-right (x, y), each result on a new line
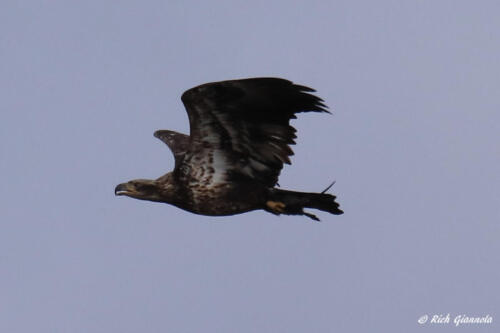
top-left (1, 1), bottom-right (499, 332)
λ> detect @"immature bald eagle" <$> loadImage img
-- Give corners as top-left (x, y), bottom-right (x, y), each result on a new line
top-left (115, 78), bottom-right (343, 221)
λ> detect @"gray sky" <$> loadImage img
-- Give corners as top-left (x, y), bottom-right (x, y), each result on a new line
top-left (1, 1), bottom-right (499, 332)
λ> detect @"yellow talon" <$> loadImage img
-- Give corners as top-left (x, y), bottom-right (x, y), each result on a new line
top-left (266, 201), bottom-right (286, 214)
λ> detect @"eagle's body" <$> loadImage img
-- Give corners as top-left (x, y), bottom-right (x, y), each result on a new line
top-left (155, 172), bottom-right (266, 216)
top-left (115, 78), bottom-right (343, 221)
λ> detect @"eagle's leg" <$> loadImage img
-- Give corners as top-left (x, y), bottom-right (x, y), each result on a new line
top-left (266, 200), bottom-right (286, 215)
top-left (265, 187), bottom-right (342, 221)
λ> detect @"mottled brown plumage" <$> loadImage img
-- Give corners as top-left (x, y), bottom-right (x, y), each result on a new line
top-left (115, 78), bottom-right (343, 220)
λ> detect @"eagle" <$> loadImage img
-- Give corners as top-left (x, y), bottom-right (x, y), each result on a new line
top-left (115, 78), bottom-right (343, 221)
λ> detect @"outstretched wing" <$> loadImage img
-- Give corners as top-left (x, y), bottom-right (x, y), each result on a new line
top-left (154, 130), bottom-right (189, 168)
top-left (179, 78), bottom-right (329, 187)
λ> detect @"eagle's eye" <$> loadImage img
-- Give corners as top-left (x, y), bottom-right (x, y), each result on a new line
top-left (136, 183), bottom-right (157, 193)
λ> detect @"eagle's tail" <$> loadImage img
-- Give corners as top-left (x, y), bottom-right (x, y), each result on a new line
top-left (266, 184), bottom-right (343, 221)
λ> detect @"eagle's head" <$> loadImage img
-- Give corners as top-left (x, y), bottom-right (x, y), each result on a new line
top-left (114, 179), bottom-right (165, 202)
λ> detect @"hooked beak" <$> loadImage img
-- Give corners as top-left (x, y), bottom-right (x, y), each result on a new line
top-left (115, 183), bottom-right (133, 196)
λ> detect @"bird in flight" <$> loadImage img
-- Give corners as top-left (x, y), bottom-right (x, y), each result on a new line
top-left (115, 78), bottom-right (343, 221)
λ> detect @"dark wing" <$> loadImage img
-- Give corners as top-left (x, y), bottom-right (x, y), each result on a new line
top-left (154, 130), bottom-right (190, 168)
top-left (180, 77), bottom-right (329, 187)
